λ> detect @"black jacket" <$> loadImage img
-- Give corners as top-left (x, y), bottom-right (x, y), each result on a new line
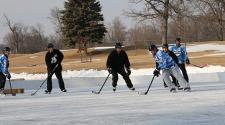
top-left (168, 50), bottom-right (179, 64)
top-left (45, 49), bottom-right (64, 71)
top-left (106, 50), bottom-right (130, 70)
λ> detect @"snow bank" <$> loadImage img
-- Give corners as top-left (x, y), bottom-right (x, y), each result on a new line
top-left (187, 43), bottom-right (225, 52)
top-left (93, 43), bottom-right (225, 52)
top-left (94, 46), bottom-right (114, 50)
top-left (11, 65), bottom-right (225, 80)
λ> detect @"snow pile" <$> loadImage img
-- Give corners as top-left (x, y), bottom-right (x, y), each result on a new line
top-left (187, 43), bottom-right (225, 52)
top-left (93, 46), bottom-right (114, 50)
top-left (187, 65), bottom-right (225, 73)
top-left (10, 65), bottom-right (225, 80)
top-left (93, 43), bottom-right (225, 52)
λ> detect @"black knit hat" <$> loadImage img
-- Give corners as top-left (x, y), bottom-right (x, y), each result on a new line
top-left (47, 43), bottom-right (54, 48)
top-left (162, 44), bottom-right (169, 48)
top-left (2, 47), bottom-right (11, 52)
top-left (149, 44), bottom-right (157, 51)
top-left (115, 42), bottom-right (122, 48)
top-left (176, 37), bottom-right (181, 42)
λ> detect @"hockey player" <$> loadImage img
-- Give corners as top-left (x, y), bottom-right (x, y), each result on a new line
top-left (0, 47), bottom-right (11, 95)
top-left (170, 38), bottom-right (190, 84)
top-left (161, 44), bottom-right (181, 88)
top-left (149, 44), bottom-right (191, 93)
top-left (45, 43), bottom-right (67, 94)
top-left (106, 43), bottom-right (135, 92)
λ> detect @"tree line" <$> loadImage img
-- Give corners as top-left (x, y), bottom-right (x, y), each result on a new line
top-left (1, 0), bottom-right (225, 53)
top-left (126, 0), bottom-right (225, 44)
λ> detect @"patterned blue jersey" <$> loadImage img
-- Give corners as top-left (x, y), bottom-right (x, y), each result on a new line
top-left (170, 45), bottom-right (188, 64)
top-left (154, 50), bottom-right (176, 70)
top-left (0, 54), bottom-right (9, 74)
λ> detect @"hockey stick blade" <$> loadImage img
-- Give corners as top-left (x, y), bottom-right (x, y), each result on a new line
top-left (190, 64), bottom-right (208, 68)
top-left (31, 92), bottom-right (36, 96)
top-left (138, 91), bottom-right (148, 95)
top-left (195, 64), bottom-right (207, 68)
top-left (200, 64), bottom-right (208, 68)
top-left (92, 91), bottom-right (100, 94)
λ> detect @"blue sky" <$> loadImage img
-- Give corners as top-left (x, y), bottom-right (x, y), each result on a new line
top-left (0, 0), bottom-right (137, 44)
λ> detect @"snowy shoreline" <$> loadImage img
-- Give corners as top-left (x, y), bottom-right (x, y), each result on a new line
top-left (11, 65), bottom-right (225, 80)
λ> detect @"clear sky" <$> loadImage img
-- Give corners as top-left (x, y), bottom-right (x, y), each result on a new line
top-left (0, 0), bottom-right (137, 44)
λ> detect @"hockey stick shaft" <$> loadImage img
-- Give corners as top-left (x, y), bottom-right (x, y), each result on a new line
top-left (92, 73), bottom-right (110, 94)
top-left (31, 64), bottom-right (58, 96)
top-left (139, 76), bottom-right (155, 95)
top-left (190, 63), bottom-right (207, 68)
top-left (145, 76), bottom-right (155, 94)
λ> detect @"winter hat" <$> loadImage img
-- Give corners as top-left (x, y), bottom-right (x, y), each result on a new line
top-left (115, 42), bottom-right (122, 49)
top-left (2, 47), bottom-right (11, 52)
top-left (176, 37), bottom-right (181, 42)
top-left (47, 43), bottom-right (54, 48)
top-left (149, 44), bottom-right (157, 51)
top-left (162, 44), bottom-right (169, 48)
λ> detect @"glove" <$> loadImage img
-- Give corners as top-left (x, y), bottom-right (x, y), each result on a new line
top-left (186, 59), bottom-right (190, 65)
top-left (126, 68), bottom-right (131, 76)
top-left (6, 73), bottom-right (11, 79)
top-left (108, 68), bottom-right (112, 74)
top-left (153, 69), bottom-right (160, 77)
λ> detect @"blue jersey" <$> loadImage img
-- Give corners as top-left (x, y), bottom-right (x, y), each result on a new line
top-left (170, 45), bottom-right (188, 64)
top-left (154, 50), bottom-right (176, 70)
top-left (0, 55), bottom-right (9, 74)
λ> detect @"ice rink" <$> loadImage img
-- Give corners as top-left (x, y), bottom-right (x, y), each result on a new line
top-left (1, 73), bottom-right (225, 125)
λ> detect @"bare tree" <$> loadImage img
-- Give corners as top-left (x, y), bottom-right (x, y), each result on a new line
top-left (194, 0), bottom-right (225, 41)
top-left (107, 17), bottom-right (127, 43)
top-left (128, 23), bottom-right (160, 45)
top-left (126, 0), bottom-right (189, 44)
top-left (3, 23), bottom-right (49, 54)
top-left (3, 14), bottom-right (20, 53)
top-left (128, 22), bottom-right (161, 55)
top-left (49, 7), bottom-right (64, 49)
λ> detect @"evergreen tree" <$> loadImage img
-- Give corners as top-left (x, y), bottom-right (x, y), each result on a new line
top-left (61, 0), bottom-right (107, 48)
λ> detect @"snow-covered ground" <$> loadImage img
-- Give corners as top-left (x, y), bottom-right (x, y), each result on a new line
top-left (1, 80), bottom-right (225, 125)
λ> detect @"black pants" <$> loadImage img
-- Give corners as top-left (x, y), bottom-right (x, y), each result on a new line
top-left (111, 69), bottom-right (133, 88)
top-left (47, 68), bottom-right (66, 92)
top-left (0, 72), bottom-right (6, 89)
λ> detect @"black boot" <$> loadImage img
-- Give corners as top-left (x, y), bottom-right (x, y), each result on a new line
top-left (129, 87), bottom-right (135, 91)
top-left (45, 90), bottom-right (51, 94)
top-left (184, 87), bottom-right (191, 92)
top-left (61, 89), bottom-right (67, 93)
top-left (113, 87), bottom-right (116, 92)
top-left (170, 88), bottom-right (177, 93)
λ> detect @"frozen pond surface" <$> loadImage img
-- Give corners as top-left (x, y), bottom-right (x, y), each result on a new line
top-left (1, 74), bottom-right (225, 125)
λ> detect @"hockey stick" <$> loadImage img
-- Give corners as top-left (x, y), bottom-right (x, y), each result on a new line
top-left (31, 64), bottom-right (58, 96)
top-left (138, 76), bottom-right (155, 95)
top-left (183, 40), bottom-right (207, 68)
top-left (8, 79), bottom-right (16, 96)
top-left (92, 73), bottom-right (110, 94)
top-left (190, 63), bottom-right (208, 68)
